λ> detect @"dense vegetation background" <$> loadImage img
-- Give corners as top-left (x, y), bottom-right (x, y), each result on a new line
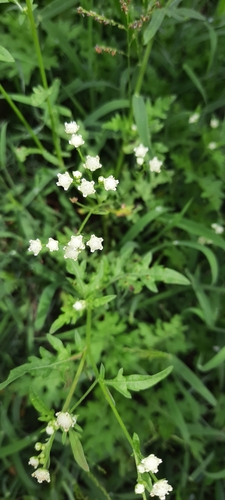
top-left (0, 0), bottom-right (225, 499)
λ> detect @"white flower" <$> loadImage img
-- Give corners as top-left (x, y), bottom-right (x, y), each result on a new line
top-left (73, 170), bottom-right (82, 179)
top-left (135, 483), bottom-right (145, 494)
top-left (31, 468), bottom-right (50, 484)
top-left (78, 179), bottom-right (96, 197)
top-left (99, 175), bottom-right (119, 191)
top-left (131, 124), bottom-right (137, 131)
top-left (69, 134), bottom-right (85, 148)
top-left (210, 118), bottom-right (219, 128)
top-left (150, 480), bottom-right (173, 500)
top-left (64, 121), bottom-right (80, 134)
top-left (56, 172), bottom-right (73, 191)
top-left (73, 300), bottom-right (86, 311)
top-left (138, 454), bottom-right (162, 474)
top-left (83, 155), bottom-right (102, 172)
top-left (211, 223), bottom-right (224, 234)
top-left (28, 457), bottom-right (39, 469)
top-left (63, 246), bottom-right (80, 260)
top-left (28, 239), bottom-right (42, 256)
top-left (55, 411), bottom-right (76, 432)
top-left (86, 234), bottom-right (103, 252)
top-left (188, 112), bottom-right (200, 124)
top-left (208, 142), bottom-right (217, 150)
top-left (149, 157), bottom-right (163, 173)
top-left (68, 235), bottom-right (85, 250)
top-left (46, 238), bottom-right (59, 252)
top-left (134, 144), bottom-right (148, 158)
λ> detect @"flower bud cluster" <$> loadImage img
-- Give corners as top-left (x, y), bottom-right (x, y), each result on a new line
top-left (135, 453), bottom-right (172, 500)
top-left (29, 411), bottom-right (77, 484)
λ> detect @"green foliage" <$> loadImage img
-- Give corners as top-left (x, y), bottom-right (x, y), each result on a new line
top-left (0, 0), bottom-right (225, 499)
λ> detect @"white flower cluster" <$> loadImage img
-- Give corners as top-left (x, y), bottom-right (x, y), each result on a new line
top-left (135, 453), bottom-right (173, 500)
top-left (29, 411), bottom-right (77, 484)
top-left (60, 122), bottom-right (119, 196)
top-left (65, 120), bottom-right (85, 148)
top-left (28, 234), bottom-right (104, 260)
top-left (134, 144), bottom-right (148, 165)
top-left (211, 223), bottom-right (224, 234)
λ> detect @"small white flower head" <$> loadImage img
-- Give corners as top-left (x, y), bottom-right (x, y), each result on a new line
top-left (150, 479), bottom-right (173, 500)
top-left (138, 454), bottom-right (162, 474)
top-left (134, 144), bottom-right (148, 158)
top-left (56, 172), bottom-right (73, 191)
top-left (135, 483), bottom-right (145, 494)
top-left (46, 238), bottom-right (59, 252)
top-left (64, 121), bottom-right (80, 134)
top-left (78, 178), bottom-right (96, 197)
top-left (188, 112), bottom-right (200, 124)
top-left (73, 170), bottom-right (82, 179)
top-left (83, 155), bottom-right (102, 172)
top-left (45, 424), bottom-right (55, 435)
top-left (31, 468), bottom-right (50, 484)
top-left (28, 457), bottom-right (39, 469)
top-left (69, 134), bottom-right (85, 148)
top-left (73, 300), bottom-right (86, 311)
top-left (68, 235), bottom-right (85, 250)
top-left (86, 234), bottom-right (104, 253)
top-left (208, 142), bottom-right (217, 150)
top-left (137, 157), bottom-right (144, 166)
top-left (63, 246), bottom-right (80, 261)
top-left (55, 411), bottom-right (76, 432)
top-left (100, 175), bottom-right (119, 191)
top-left (131, 124), bottom-right (137, 131)
top-left (211, 223), bottom-right (224, 234)
top-left (28, 239), bottom-right (42, 256)
top-left (210, 118), bottom-right (219, 128)
top-left (149, 157), bottom-right (163, 173)
top-left (198, 236), bottom-right (212, 245)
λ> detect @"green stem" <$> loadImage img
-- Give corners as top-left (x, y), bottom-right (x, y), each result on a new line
top-left (70, 379), bottom-right (98, 413)
top-left (62, 348), bottom-right (87, 412)
top-left (25, 0), bottom-right (63, 167)
top-left (43, 433), bottom-right (55, 468)
top-left (78, 208), bottom-right (94, 234)
top-left (0, 85), bottom-right (44, 151)
top-left (135, 39), bottom-right (153, 95)
top-left (86, 309), bottom-right (134, 449)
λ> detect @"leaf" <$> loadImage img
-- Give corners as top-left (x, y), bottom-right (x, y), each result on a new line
top-left (35, 283), bottom-right (57, 331)
top-left (84, 99), bottom-right (129, 126)
top-left (49, 314), bottom-right (68, 334)
top-left (183, 63), bottom-right (207, 103)
top-left (177, 8), bottom-right (205, 20)
top-left (29, 386), bottom-right (53, 418)
top-left (0, 46), bottom-right (15, 63)
top-left (206, 23), bottom-right (218, 73)
top-left (198, 347), bottom-right (225, 372)
top-left (105, 366), bottom-right (173, 398)
top-left (120, 207), bottom-right (168, 246)
top-left (173, 240), bottom-right (218, 285)
top-left (149, 266), bottom-right (190, 285)
top-left (69, 430), bottom-right (89, 471)
top-left (92, 295), bottom-right (116, 308)
top-left (172, 356), bottom-right (216, 406)
top-left (143, 8), bottom-right (165, 45)
top-left (132, 94), bottom-right (151, 148)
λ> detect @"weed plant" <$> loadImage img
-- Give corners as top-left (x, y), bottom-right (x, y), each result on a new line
top-left (0, 0), bottom-right (225, 499)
